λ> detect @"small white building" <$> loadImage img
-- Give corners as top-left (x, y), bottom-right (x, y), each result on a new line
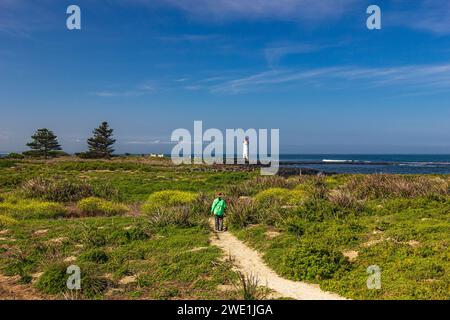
top-left (243, 137), bottom-right (249, 162)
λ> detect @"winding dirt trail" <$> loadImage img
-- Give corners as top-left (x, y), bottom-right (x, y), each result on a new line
top-left (209, 219), bottom-right (346, 300)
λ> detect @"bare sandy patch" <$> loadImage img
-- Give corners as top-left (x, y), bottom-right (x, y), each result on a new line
top-left (33, 229), bottom-right (48, 236)
top-left (265, 230), bottom-right (281, 239)
top-left (119, 275), bottom-right (137, 285)
top-left (342, 250), bottom-right (359, 262)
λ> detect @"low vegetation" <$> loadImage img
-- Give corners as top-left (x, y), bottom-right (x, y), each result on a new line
top-left (0, 157), bottom-right (448, 300)
top-left (77, 197), bottom-right (128, 217)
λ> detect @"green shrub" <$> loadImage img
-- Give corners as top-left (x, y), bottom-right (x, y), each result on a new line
top-left (281, 245), bottom-right (348, 281)
top-left (108, 222), bottom-right (152, 244)
top-left (254, 188), bottom-right (306, 207)
top-left (226, 198), bottom-right (258, 229)
top-left (0, 215), bottom-right (18, 229)
top-left (225, 176), bottom-right (297, 197)
top-left (0, 199), bottom-right (67, 220)
top-left (4, 153), bottom-right (24, 159)
top-left (77, 197), bottom-right (128, 216)
top-left (81, 270), bottom-right (109, 298)
top-left (342, 175), bottom-right (449, 200)
top-left (35, 263), bottom-right (109, 298)
top-left (80, 227), bottom-right (107, 248)
top-left (35, 263), bottom-right (69, 295)
top-left (141, 190), bottom-right (198, 213)
top-left (79, 249), bottom-right (109, 264)
top-left (290, 197), bottom-right (362, 222)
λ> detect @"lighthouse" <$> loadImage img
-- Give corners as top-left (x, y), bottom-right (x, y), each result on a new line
top-left (243, 136), bottom-right (249, 164)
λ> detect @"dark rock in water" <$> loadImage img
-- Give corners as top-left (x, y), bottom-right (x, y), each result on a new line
top-left (276, 167), bottom-right (331, 177)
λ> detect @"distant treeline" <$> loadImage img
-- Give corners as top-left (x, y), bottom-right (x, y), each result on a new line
top-left (2, 121), bottom-right (116, 160)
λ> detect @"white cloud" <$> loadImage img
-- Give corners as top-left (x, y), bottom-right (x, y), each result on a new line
top-left (210, 64), bottom-right (450, 94)
top-left (93, 81), bottom-right (156, 97)
top-left (145, 0), bottom-right (360, 22)
top-left (387, 0), bottom-right (450, 35)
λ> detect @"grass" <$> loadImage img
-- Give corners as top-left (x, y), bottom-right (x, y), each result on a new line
top-left (141, 190), bottom-right (198, 213)
top-left (0, 198), bottom-right (67, 220)
top-left (230, 176), bottom-right (450, 300)
top-left (0, 216), bottom-right (238, 299)
top-left (0, 158), bottom-right (449, 300)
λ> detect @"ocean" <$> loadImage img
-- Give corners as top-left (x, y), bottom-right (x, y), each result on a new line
top-left (279, 154), bottom-right (450, 174)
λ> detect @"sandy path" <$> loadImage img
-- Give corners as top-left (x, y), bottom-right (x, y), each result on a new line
top-left (209, 220), bottom-right (346, 300)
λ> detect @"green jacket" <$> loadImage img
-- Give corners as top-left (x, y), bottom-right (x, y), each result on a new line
top-left (211, 198), bottom-right (226, 217)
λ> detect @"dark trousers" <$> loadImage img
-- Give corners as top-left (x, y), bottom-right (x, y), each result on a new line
top-left (215, 215), bottom-right (224, 231)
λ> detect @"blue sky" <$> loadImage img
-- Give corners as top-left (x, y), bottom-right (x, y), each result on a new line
top-left (1, 0), bottom-right (450, 154)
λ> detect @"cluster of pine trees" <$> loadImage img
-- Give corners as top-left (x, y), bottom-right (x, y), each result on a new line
top-left (25, 121), bottom-right (116, 159)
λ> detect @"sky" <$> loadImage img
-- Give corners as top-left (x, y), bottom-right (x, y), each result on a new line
top-left (0, 0), bottom-right (450, 154)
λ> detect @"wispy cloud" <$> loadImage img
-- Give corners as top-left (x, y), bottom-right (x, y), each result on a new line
top-left (144, 0), bottom-right (361, 22)
top-left (124, 138), bottom-right (174, 145)
top-left (209, 64), bottom-right (450, 94)
top-left (387, 0), bottom-right (450, 35)
top-left (156, 34), bottom-right (222, 42)
top-left (0, 0), bottom-right (55, 36)
top-left (92, 82), bottom-right (156, 97)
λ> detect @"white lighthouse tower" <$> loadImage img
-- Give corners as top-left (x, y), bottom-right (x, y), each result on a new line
top-left (243, 136), bottom-right (249, 164)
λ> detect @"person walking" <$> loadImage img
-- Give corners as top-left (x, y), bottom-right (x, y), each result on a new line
top-left (211, 193), bottom-right (227, 231)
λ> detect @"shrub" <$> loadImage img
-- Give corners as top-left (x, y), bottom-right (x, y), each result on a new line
top-left (141, 190), bottom-right (198, 213)
top-left (35, 263), bottom-right (69, 295)
top-left (234, 272), bottom-right (265, 300)
top-left (0, 199), bottom-right (67, 220)
top-left (225, 176), bottom-right (298, 197)
top-left (21, 177), bottom-right (119, 202)
top-left (80, 269), bottom-right (109, 298)
top-left (108, 223), bottom-right (152, 244)
top-left (281, 245), bottom-right (348, 281)
top-left (79, 249), bottom-right (109, 264)
top-left (35, 263), bottom-right (109, 298)
top-left (0, 215), bottom-right (18, 229)
top-left (79, 227), bottom-right (107, 248)
top-left (226, 198), bottom-right (258, 229)
top-left (22, 150), bottom-right (68, 158)
top-left (146, 206), bottom-right (193, 228)
top-left (328, 189), bottom-right (363, 209)
top-left (77, 197), bottom-right (128, 216)
top-left (4, 153), bottom-right (24, 159)
top-left (254, 188), bottom-right (306, 208)
top-left (342, 175), bottom-right (449, 200)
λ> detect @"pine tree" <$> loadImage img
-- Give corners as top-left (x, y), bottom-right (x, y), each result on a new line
top-left (87, 121), bottom-right (116, 158)
top-left (26, 128), bottom-right (62, 159)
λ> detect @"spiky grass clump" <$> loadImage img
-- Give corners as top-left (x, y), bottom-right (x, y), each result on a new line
top-left (35, 263), bottom-right (69, 295)
top-left (78, 249), bottom-right (109, 264)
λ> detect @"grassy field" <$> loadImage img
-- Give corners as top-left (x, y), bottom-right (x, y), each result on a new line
top-left (0, 157), bottom-right (449, 300)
